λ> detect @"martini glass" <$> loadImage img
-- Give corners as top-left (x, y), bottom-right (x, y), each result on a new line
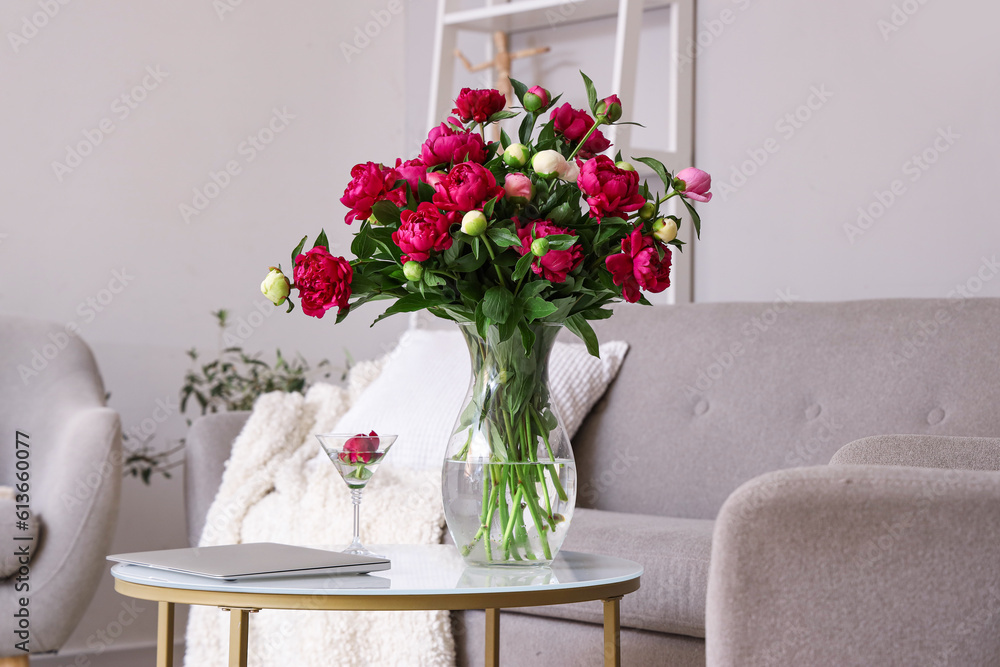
top-left (316, 432), bottom-right (397, 557)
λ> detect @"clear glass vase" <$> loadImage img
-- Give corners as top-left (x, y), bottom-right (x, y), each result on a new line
top-left (442, 322), bottom-right (577, 566)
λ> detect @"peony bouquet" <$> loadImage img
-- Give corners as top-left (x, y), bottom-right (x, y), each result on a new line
top-left (261, 73), bottom-right (711, 564)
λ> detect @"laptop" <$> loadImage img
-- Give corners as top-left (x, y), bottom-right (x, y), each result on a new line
top-left (108, 542), bottom-right (390, 580)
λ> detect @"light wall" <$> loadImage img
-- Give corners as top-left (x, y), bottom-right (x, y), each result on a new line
top-left (694, 0), bottom-right (1000, 302)
top-left (2, 0), bottom-right (408, 658)
top-left (4, 0), bottom-right (997, 661)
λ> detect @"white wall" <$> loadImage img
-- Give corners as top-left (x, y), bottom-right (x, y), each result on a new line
top-left (693, 0), bottom-right (1000, 302)
top-left (2, 0), bottom-right (408, 659)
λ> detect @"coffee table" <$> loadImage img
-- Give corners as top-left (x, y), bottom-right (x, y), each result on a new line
top-left (111, 544), bottom-right (641, 667)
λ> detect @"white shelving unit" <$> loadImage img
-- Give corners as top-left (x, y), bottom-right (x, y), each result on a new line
top-left (427, 0), bottom-right (697, 303)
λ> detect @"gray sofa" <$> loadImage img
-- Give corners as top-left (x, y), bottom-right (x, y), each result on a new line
top-left (185, 298), bottom-right (1000, 665)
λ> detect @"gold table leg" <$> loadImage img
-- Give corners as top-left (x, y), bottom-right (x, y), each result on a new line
top-left (603, 596), bottom-right (622, 667)
top-left (226, 608), bottom-right (253, 667)
top-left (157, 601), bottom-right (174, 667)
top-left (485, 608), bottom-right (500, 667)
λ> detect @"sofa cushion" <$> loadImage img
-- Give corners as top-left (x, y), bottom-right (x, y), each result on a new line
top-left (512, 508), bottom-right (713, 638)
top-left (0, 487), bottom-right (40, 578)
top-left (575, 298), bottom-right (1000, 520)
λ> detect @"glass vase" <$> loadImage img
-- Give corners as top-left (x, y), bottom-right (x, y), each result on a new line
top-left (442, 322), bottom-right (577, 566)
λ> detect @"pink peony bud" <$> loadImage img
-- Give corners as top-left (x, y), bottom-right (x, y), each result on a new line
top-left (597, 95), bottom-right (623, 122)
top-left (504, 173), bottom-right (534, 202)
top-left (674, 167), bottom-right (713, 203)
top-left (523, 85), bottom-right (551, 112)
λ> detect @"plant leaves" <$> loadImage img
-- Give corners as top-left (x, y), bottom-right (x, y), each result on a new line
top-left (313, 229), bottom-right (329, 250)
top-left (522, 296), bottom-right (559, 322)
top-left (511, 251), bottom-right (536, 282)
top-left (580, 70), bottom-right (598, 114)
top-left (371, 292), bottom-right (452, 327)
top-left (486, 227), bottom-right (521, 248)
top-left (509, 77), bottom-right (529, 105)
top-left (518, 112), bottom-right (536, 145)
top-left (371, 200), bottom-right (401, 226)
top-left (290, 234), bottom-right (308, 267)
top-left (681, 195), bottom-right (702, 238)
top-left (482, 285), bottom-right (514, 323)
top-left (634, 156), bottom-right (672, 192)
top-left (543, 234), bottom-right (578, 251)
top-left (566, 313), bottom-right (600, 358)
top-left (517, 320), bottom-right (536, 356)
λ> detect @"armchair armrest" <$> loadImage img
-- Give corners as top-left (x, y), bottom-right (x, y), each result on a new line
top-left (832, 434), bottom-right (1000, 470)
top-left (706, 465), bottom-right (1000, 667)
top-left (511, 507), bottom-right (713, 637)
top-left (184, 412), bottom-right (250, 546)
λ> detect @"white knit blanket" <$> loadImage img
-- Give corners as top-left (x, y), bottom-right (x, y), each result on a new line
top-left (184, 361), bottom-right (454, 667)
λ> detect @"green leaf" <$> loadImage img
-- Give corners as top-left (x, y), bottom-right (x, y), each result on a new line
top-left (483, 195), bottom-right (500, 219)
top-left (580, 71), bottom-right (598, 114)
top-left (488, 110), bottom-right (519, 123)
top-left (500, 128), bottom-right (512, 150)
top-left (518, 280), bottom-right (550, 299)
top-left (313, 229), bottom-right (329, 250)
top-left (350, 222), bottom-right (377, 259)
top-left (634, 156), bottom-right (673, 192)
top-left (581, 306), bottom-right (614, 320)
top-left (371, 292), bottom-right (452, 327)
top-left (417, 181), bottom-right (436, 202)
top-left (474, 300), bottom-right (490, 339)
top-left (518, 112), bottom-right (536, 145)
top-left (566, 313), bottom-right (600, 358)
top-left (486, 227), bottom-right (521, 248)
top-left (517, 320), bottom-right (536, 356)
top-left (681, 196), bottom-right (702, 238)
top-left (290, 234), bottom-right (308, 266)
top-left (544, 234), bottom-right (578, 251)
top-left (512, 251), bottom-right (535, 282)
top-left (482, 285), bottom-right (514, 323)
top-left (371, 200), bottom-right (401, 226)
top-left (423, 271), bottom-right (447, 287)
top-left (522, 296), bottom-right (559, 322)
top-left (454, 250), bottom-right (488, 273)
top-left (509, 77), bottom-right (529, 105)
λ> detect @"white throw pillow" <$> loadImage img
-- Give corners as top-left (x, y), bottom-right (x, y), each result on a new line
top-left (332, 328), bottom-right (628, 470)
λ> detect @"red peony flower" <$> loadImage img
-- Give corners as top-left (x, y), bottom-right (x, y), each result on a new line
top-left (421, 121), bottom-right (487, 167)
top-left (550, 103), bottom-right (611, 158)
top-left (605, 229), bottom-right (672, 303)
top-left (515, 219), bottom-right (584, 284)
top-left (432, 162), bottom-right (504, 213)
top-left (674, 167), bottom-right (713, 203)
top-left (392, 202), bottom-right (455, 262)
top-left (340, 430), bottom-right (379, 464)
top-left (293, 246), bottom-right (353, 318)
top-left (394, 158), bottom-right (428, 192)
top-left (452, 88), bottom-right (507, 124)
top-left (577, 155), bottom-right (646, 220)
top-left (340, 161), bottom-right (406, 225)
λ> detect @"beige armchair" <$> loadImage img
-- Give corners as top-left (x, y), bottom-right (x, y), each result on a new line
top-left (707, 435), bottom-right (1000, 666)
top-left (0, 315), bottom-right (122, 665)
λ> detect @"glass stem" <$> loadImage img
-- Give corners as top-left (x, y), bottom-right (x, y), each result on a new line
top-left (351, 488), bottom-right (363, 547)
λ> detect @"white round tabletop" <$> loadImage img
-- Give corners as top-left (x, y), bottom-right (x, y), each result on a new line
top-left (111, 544), bottom-right (642, 599)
